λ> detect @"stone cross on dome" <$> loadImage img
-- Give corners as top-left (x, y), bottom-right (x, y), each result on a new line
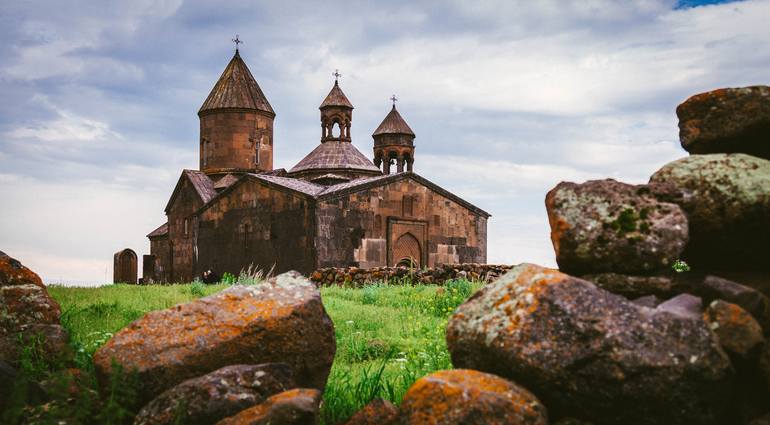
top-left (232, 34), bottom-right (243, 52)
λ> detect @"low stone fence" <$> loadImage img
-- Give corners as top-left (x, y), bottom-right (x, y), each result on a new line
top-left (309, 263), bottom-right (513, 287)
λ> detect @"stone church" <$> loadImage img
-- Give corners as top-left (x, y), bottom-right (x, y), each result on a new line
top-left (142, 48), bottom-right (489, 282)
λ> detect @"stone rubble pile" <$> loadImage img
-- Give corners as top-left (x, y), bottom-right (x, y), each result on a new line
top-left (310, 263), bottom-right (512, 286)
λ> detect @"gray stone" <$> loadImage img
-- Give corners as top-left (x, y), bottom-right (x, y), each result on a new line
top-left (447, 263), bottom-right (733, 425)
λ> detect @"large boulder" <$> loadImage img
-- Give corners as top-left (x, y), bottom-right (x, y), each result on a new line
top-left (93, 271), bottom-right (335, 404)
top-left (545, 179), bottom-right (688, 275)
top-left (446, 263), bottom-right (733, 425)
top-left (677, 86), bottom-right (770, 159)
top-left (215, 388), bottom-right (321, 425)
top-left (342, 398), bottom-right (398, 425)
top-left (398, 369), bottom-right (547, 425)
top-left (649, 153), bottom-right (770, 271)
top-left (0, 251), bottom-right (70, 366)
top-left (134, 363), bottom-right (295, 425)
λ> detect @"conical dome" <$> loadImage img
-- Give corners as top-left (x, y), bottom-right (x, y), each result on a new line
top-left (199, 51), bottom-right (274, 115)
top-left (319, 80), bottom-right (354, 109)
top-left (372, 105), bottom-right (415, 136)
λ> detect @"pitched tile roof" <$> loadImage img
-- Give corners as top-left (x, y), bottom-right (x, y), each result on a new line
top-left (288, 141), bottom-right (380, 174)
top-left (373, 105), bottom-right (415, 136)
top-left (147, 222), bottom-right (168, 238)
top-left (213, 173), bottom-right (240, 190)
top-left (184, 170), bottom-right (217, 203)
top-left (251, 174), bottom-right (327, 197)
top-left (199, 51), bottom-right (274, 115)
top-left (319, 81), bottom-right (353, 109)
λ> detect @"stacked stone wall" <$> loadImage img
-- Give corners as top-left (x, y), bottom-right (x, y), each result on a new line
top-left (309, 263), bottom-right (512, 287)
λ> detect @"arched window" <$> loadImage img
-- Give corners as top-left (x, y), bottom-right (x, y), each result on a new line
top-left (331, 121), bottom-right (341, 138)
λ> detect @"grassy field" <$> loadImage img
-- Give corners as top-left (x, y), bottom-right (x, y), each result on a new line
top-left (35, 278), bottom-right (481, 424)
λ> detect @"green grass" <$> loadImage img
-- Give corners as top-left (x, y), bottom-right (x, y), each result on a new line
top-left (36, 278), bottom-right (481, 425)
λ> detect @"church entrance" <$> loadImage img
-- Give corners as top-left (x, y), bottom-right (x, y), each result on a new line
top-left (387, 218), bottom-right (427, 268)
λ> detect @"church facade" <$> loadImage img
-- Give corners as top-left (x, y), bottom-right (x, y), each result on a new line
top-left (143, 50), bottom-right (489, 282)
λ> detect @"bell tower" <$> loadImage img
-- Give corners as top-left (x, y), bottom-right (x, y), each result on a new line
top-left (373, 96), bottom-right (415, 174)
top-left (319, 70), bottom-right (353, 143)
top-left (198, 38), bottom-right (275, 176)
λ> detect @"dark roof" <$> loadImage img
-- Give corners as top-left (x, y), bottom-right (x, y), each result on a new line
top-left (147, 222), bottom-right (168, 238)
top-left (319, 81), bottom-right (353, 109)
top-left (214, 174), bottom-right (240, 190)
top-left (252, 174), bottom-right (326, 197)
top-left (199, 51), bottom-right (274, 115)
top-left (193, 171), bottom-right (490, 219)
top-left (185, 170), bottom-right (217, 203)
top-left (373, 105), bottom-right (415, 137)
top-left (288, 141), bottom-right (380, 174)
top-left (164, 170), bottom-right (217, 213)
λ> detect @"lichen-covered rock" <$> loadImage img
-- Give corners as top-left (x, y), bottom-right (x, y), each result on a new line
top-left (398, 369), bottom-right (547, 425)
top-left (582, 272), bottom-right (676, 298)
top-left (545, 179), bottom-right (688, 275)
top-left (649, 153), bottom-right (770, 271)
top-left (704, 300), bottom-right (764, 359)
top-left (698, 275), bottom-right (770, 335)
top-left (0, 250), bottom-right (46, 289)
top-left (446, 263), bottom-right (733, 425)
top-left (215, 388), bottom-right (320, 425)
top-left (677, 86), bottom-right (770, 159)
top-left (342, 398), bottom-right (398, 425)
top-left (134, 363), bottom-right (295, 425)
top-left (0, 251), bottom-right (69, 366)
top-left (94, 271), bottom-right (335, 404)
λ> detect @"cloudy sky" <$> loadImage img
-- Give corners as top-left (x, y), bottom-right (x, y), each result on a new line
top-left (1, 0), bottom-right (768, 284)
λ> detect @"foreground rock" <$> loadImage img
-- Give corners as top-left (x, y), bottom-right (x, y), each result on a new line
top-left (582, 272), bottom-right (677, 298)
top-left (398, 369), bottom-right (547, 425)
top-left (545, 179), bottom-right (688, 275)
top-left (215, 388), bottom-right (320, 425)
top-left (343, 398), bottom-right (398, 425)
top-left (0, 251), bottom-right (70, 366)
top-left (94, 271), bottom-right (335, 403)
top-left (447, 263), bottom-right (733, 425)
top-left (134, 363), bottom-right (295, 425)
top-left (677, 86), bottom-right (770, 159)
top-left (704, 300), bottom-right (764, 360)
top-left (698, 275), bottom-right (770, 334)
top-left (649, 153), bottom-right (770, 271)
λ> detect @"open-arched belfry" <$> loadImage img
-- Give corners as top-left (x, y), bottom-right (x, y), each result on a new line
top-left (142, 47), bottom-right (489, 283)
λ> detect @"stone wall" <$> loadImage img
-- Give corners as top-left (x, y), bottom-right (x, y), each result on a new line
top-left (197, 178), bottom-right (316, 276)
top-left (199, 110), bottom-right (274, 174)
top-left (315, 177), bottom-right (487, 269)
top-left (309, 263), bottom-right (512, 287)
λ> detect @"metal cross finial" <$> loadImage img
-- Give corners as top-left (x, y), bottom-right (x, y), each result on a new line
top-left (390, 94), bottom-right (398, 106)
top-left (332, 69), bottom-right (341, 82)
top-left (232, 34), bottom-right (243, 51)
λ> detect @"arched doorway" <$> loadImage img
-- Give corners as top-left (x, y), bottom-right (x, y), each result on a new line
top-left (392, 232), bottom-right (421, 268)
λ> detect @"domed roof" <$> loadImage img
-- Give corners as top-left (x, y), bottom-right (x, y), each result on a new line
top-left (199, 51), bottom-right (274, 115)
top-left (289, 141), bottom-right (379, 174)
top-left (319, 81), bottom-right (353, 109)
top-left (372, 105), bottom-right (414, 136)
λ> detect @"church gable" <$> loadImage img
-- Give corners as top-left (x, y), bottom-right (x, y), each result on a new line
top-left (195, 177), bottom-right (316, 275)
top-left (314, 174), bottom-right (487, 269)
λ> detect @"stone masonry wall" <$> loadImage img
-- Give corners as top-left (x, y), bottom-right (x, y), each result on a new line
top-left (197, 179), bottom-right (316, 276)
top-left (310, 263), bottom-right (512, 287)
top-left (315, 177), bottom-right (487, 269)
